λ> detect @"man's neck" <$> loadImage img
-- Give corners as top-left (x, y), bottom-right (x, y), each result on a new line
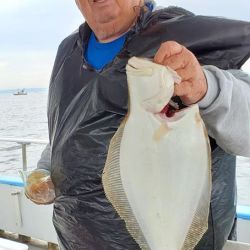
top-left (91, 3), bottom-right (144, 43)
top-left (92, 17), bottom-right (137, 43)
top-left (95, 27), bottom-right (132, 43)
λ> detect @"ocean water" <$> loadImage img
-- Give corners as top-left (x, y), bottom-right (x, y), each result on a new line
top-left (0, 89), bottom-right (249, 206)
top-left (0, 89), bottom-right (48, 176)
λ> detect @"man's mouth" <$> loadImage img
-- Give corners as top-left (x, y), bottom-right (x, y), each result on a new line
top-left (93, 0), bottom-right (109, 3)
top-left (91, 0), bottom-right (113, 6)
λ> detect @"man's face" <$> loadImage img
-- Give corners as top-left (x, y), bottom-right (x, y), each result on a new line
top-left (75, 0), bottom-right (142, 30)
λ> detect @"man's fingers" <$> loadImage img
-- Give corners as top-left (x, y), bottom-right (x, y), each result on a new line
top-left (163, 52), bottom-right (190, 71)
top-left (154, 41), bottom-right (207, 105)
top-left (175, 68), bottom-right (192, 81)
top-left (174, 80), bottom-right (192, 96)
top-left (154, 41), bottom-right (183, 64)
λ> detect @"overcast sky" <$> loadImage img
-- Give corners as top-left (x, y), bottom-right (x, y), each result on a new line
top-left (0, 0), bottom-right (250, 89)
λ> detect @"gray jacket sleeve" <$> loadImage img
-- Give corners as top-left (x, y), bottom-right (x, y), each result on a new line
top-left (37, 143), bottom-right (51, 172)
top-left (199, 65), bottom-right (250, 157)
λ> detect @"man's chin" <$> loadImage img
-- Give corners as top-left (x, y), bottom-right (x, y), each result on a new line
top-left (94, 14), bottom-right (118, 24)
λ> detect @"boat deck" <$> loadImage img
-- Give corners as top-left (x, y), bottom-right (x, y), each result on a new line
top-left (28, 244), bottom-right (48, 250)
top-left (0, 231), bottom-right (58, 250)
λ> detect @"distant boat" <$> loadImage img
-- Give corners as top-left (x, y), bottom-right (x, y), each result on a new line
top-left (13, 89), bottom-right (27, 95)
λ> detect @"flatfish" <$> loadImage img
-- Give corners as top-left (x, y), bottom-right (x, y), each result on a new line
top-left (102, 57), bottom-right (211, 250)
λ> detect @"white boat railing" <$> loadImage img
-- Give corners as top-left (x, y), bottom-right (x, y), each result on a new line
top-left (0, 137), bottom-right (48, 171)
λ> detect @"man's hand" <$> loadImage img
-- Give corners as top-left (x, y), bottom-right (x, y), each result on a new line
top-left (25, 170), bottom-right (55, 205)
top-left (154, 41), bottom-right (208, 105)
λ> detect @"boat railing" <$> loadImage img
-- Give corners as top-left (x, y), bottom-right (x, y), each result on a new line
top-left (0, 137), bottom-right (48, 171)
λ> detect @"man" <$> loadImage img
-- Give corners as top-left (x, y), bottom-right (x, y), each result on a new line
top-left (34, 0), bottom-right (250, 249)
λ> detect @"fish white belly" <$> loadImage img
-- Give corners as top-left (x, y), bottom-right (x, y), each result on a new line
top-left (103, 57), bottom-right (211, 250)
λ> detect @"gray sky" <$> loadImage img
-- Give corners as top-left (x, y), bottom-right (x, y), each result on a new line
top-left (0, 0), bottom-right (250, 89)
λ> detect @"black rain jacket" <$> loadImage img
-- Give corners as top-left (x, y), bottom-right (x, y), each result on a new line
top-left (48, 7), bottom-right (250, 250)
